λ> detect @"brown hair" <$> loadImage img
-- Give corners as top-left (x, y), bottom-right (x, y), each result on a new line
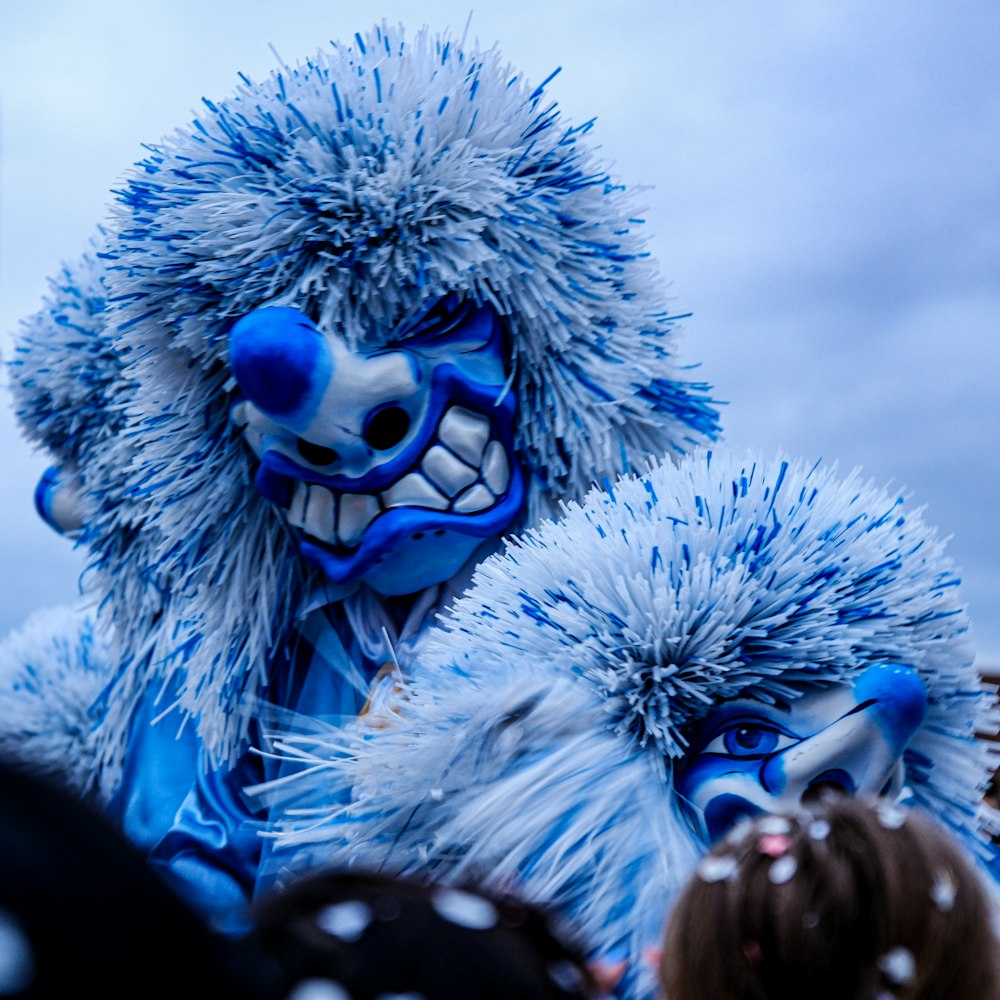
top-left (660, 795), bottom-right (1000, 1000)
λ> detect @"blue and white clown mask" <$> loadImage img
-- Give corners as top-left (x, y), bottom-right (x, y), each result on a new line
top-left (229, 296), bottom-right (522, 595)
top-left (675, 664), bottom-right (929, 842)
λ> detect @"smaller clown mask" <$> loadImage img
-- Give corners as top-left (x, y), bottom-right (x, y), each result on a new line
top-left (229, 296), bottom-right (524, 596)
top-left (675, 664), bottom-right (929, 843)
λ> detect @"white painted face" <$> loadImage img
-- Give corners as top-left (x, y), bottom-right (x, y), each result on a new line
top-left (229, 296), bottom-right (524, 596)
top-left (675, 664), bottom-right (929, 843)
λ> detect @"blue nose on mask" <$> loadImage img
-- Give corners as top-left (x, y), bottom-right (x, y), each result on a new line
top-left (759, 664), bottom-right (927, 797)
top-left (229, 307), bottom-right (332, 425)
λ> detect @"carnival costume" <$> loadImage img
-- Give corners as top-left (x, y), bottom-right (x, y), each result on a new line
top-left (1, 24), bottom-right (718, 931)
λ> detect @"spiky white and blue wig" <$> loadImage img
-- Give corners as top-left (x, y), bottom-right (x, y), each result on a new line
top-left (44, 23), bottom-right (719, 770)
top-left (9, 240), bottom-right (115, 468)
top-left (258, 450), bottom-right (998, 1000)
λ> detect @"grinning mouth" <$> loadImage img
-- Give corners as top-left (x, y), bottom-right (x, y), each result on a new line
top-left (284, 404), bottom-right (511, 551)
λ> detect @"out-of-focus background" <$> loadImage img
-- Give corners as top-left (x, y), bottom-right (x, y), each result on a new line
top-left (1, 1), bottom-right (997, 665)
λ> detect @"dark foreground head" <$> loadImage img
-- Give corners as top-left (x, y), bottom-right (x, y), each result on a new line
top-left (0, 758), bottom-right (263, 998)
top-left (251, 869), bottom-right (599, 1000)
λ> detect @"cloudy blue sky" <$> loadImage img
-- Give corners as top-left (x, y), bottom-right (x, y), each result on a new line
top-left (1, 1), bottom-right (998, 665)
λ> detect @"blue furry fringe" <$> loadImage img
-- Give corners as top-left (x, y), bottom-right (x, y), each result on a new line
top-left (0, 604), bottom-right (114, 800)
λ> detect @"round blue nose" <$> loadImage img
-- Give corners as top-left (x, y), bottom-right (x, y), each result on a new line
top-left (229, 307), bottom-right (331, 421)
top-left (852, 663), bottom-right (928, 748)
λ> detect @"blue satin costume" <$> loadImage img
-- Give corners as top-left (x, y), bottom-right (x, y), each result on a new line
top-left (107, 598), bottom-right (406, 933)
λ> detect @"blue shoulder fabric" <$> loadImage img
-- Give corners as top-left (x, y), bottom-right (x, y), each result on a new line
top-left (102, 673), bottom-right (200, 856)
top-left (257, 450), bottom-right (999, 1000)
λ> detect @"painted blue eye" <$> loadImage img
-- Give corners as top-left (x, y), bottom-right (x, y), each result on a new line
top-left (724, 726), bottom-right (777, 754)
top-left (701, 720), bottom-right (796, 759)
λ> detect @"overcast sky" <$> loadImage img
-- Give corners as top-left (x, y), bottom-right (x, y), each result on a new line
top-left (1, 1), bottom-right (998, 665)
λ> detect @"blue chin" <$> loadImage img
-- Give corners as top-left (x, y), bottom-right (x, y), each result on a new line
top-left (300, 464), bottom-right (525, 596)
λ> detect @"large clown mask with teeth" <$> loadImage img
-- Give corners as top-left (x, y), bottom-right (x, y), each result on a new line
top-left (229, 296), bottom-right (524, 597)
top-left (676, 664), bottom-right (929, 844)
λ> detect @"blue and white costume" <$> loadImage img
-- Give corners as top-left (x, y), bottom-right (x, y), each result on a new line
top-left (258, 451), bottom-right (1000, 1000)
top-left (1, 24), bottom-right (719, 932)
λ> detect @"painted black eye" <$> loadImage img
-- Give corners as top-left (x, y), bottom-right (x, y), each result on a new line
top-left (699, 719), bottom-right (796, 759)
top-left (296, 438), bottom-right (339, 466)
top-left (364, 405), bottom-right (410, 450)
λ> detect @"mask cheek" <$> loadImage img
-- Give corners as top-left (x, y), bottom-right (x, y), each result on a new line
top-left (702, 794), bottom-right (765, 843)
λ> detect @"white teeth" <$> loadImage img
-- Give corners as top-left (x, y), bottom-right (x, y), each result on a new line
top-left (304, 485), bottom-right (336, 540)
top-left (287, 481), bottom-right (308, 528)
top-left (453, 483), bottom-right (495, 513)
top-left (280, 406), bottom-right (505, 550)
top-left (382, 473), bottom-right (450, 511)
top-left (438, 407), bottom-right (490, 466)
top-left (481, 441), bottom-right (509, 495)
top-left (338, 493), bottom-right (381, 546)
top-left (422, 445), bottom-right (479, 497)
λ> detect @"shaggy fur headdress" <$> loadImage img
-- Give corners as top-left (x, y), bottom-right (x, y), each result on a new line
top-left (44, 22), bottom-right (718, 766)
top-left (8, 239), bottom-right (117, 468)
top-left (258, 450), bottom-right (998, 1000)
